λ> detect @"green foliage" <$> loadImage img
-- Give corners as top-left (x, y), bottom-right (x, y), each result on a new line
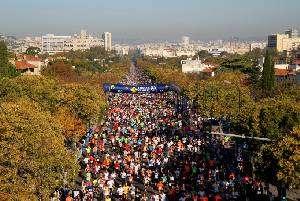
top-left (0, 99), bottom-right (79, 200)
top-left (0, 64), bottom-right (20, 79)
top-left (195, 73), bottom-right (256, 133)
top-left (255, 97), bottom-right (300, 139)
top-left (141, 56), bottom-right (187, 70)
top-left (194, 50), bottom-right (212, 59)
top-left (56, 46), bottom-right (125, 73)
top-left (58, 83), bottom-right (107, 124)
top-left (261, 50), bottom-right (275, 93)
top-left (257, 126), bottom-right (300, 189)
top-left (25, 46), bottom-right (41, 55)
top-left (244, 47), bottom-right (265, 61)
top-left (220, 55), bottom-right (252, 70)
top-left (0, 40), bottom-right (9, 66)
top-left (0, 76), bottom-right (107, 124)
top-left (0, 41), bottom-right (19, 78)
top-left (218, 53), bottom-right (262, 85)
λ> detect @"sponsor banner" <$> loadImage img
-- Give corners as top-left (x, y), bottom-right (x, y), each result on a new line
top-left (103, 83), bottom-right (174, 93)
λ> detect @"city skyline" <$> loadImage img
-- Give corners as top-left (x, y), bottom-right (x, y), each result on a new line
top-left (1, 0), bottom-right (300, 42)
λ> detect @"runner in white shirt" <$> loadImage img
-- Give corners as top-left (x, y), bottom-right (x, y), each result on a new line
top-left (107, 179), bottom-right (114, 189)
top-left (117, 186), bottom-right (123, 197)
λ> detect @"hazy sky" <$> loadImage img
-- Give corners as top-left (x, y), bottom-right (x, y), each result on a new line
top-left (1, 0), bottom-right (300, 41)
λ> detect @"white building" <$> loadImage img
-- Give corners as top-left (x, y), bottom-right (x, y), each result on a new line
top-left (181, 58), bottom-right (215, 75)
top-left (66, 30), bottom-right (102, 51)
top-left (250, 42), bottom-right (267, 51)
top-left (274, 63), bottom-right (289, 70)
top-left (181, 36), bottom-right (190, 47)
top-left (41, 34), bottom-right (71, 54)
top-left (209, 48), bottom-right (223, 57)
top-left (176, 49), bottom-right (196, 57)
top-left (41, 30), bottom-right (103, 54)
top-left (113, 44), bottom-right (130, 55)
top-left (102, 32), bottom-right (112, 51)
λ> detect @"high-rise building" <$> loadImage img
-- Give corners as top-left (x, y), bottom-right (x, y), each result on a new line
top-left (285, 28), bottom-right (298, 38)
top-left (267, 29), bottom-right (300, 52)
top-left (102, 32), bottom-right (112, 51)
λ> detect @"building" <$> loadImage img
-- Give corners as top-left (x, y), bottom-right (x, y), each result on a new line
top-left (288, 49), bottom-right (300, 76)
top-left (12, 54), bottom-right (45, 75)
top-left (140, 45), bottom-right (177, 58)
top-left (113, 44), bottom-right (130, 55)
top-left (209, 49), bottom-right (222, 57)
top-left (41, 30), bottom-right (103, 54)
top-left (23, 54), bottom-right (44, 72)
top-left (102, 32), bottom-right (112, 51)
top-left (66, 30), bottom-right (102, 51)
top-left (14, 61), bottom-right (38, 75)
top-left (267, 29), bottom-right (300, 52)
top-left (176, 49), bottom-right (195, 57)
top-left (274, 63), bottom-right (289, 70)
top-left (15, 36), bottom-right (42, 53)
top-left (181, 58), bottom-right (215, 75)
top-left (181, 36), bottom-right (190, 47)
top-left (41, 34), bottom-right (71, 54)
top-left (250, 42), bottom-right (267, 51)
top-left (285, 29), bottom-right (299, 38)
top-left (275, 68), bottom-right (296, 84)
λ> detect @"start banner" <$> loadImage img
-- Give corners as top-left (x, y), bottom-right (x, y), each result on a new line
top-left (103, 83), bottom-right (174, 93)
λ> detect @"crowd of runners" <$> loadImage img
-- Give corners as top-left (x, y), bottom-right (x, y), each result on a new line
top-left (57, 67), bottom-right (278, 201)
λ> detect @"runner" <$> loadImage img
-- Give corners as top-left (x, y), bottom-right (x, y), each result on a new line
top-left (63, 67), bottom-right (273, 201)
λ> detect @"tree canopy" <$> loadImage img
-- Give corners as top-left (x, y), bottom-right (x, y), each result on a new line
top-left (25, 46), bottom-right (41, 55)
top-left (261, 50), bottom-right (275, 94)
top-left (0, 41), bottom-right (19, 78)
top-left (0, 99), bottom-right (79, 200)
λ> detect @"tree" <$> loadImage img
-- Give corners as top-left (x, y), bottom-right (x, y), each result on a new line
top-left (58, 83), bottom-right (107, 124)
top-left (0, 99), bottom-right (79, 200)
top-left (42, 61), bottom-right (78, 83)
top-left (255, 97), bottom-right (300, 139)
top-left (261, 50), bottom-right (275, 94)
top-left (0, 40), bottom-right (9, 67)
top-left (195, 50), bottom-right (211, 59)
top-left (25, 46), bottom-right (41, 55)
top-left (0, 41), bottom-right (19, 78)
top-left (0, 76), bottom-right (108, 125)
top-left (244, 48), bottom-right (265, 62)
top-left (219, 54), bottom-right (253, 72)
top-left (256, 125), bottom-right (300, 190)
top-left (54, 106), bottom-right (86, 148)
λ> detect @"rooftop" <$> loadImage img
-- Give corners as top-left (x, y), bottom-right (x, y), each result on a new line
top-left (275, 68), bottom-right (295, 76)
top-left (15, 60), bottom-right (36, 70)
